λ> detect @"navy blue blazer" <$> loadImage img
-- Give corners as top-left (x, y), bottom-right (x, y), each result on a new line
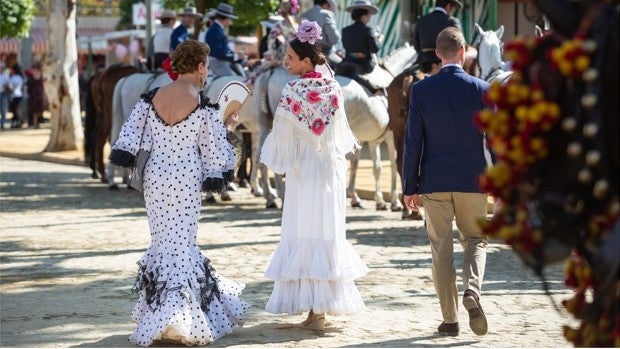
top-left (170, 25), bottom-right (188, 51)
top-left (402, 65), bottom-right (490, 195)
top-left (204, 22), bottom-right (235, 61)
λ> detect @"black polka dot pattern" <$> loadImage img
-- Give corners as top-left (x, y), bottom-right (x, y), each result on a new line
top-left (112, 89), bottom-right (251, 346)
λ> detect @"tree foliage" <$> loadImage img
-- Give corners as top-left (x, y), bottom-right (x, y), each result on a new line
top-left (0, 0), bottom-right (35, 39)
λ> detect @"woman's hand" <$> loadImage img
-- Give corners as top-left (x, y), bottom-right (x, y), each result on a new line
top-left (224, 112), bottom-right (239, 131)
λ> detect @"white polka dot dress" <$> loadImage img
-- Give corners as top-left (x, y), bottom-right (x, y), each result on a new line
top-left (110, 88), bottom-right (251, 346)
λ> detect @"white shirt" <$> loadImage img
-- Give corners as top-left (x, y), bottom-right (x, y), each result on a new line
top-left (0, 69), bottom-right (10, 94)
top-left (152, 27), bottom-right (173, 53)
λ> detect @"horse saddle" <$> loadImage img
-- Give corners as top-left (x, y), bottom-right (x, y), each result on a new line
top-left (336, 61), bottom-right (390, 95)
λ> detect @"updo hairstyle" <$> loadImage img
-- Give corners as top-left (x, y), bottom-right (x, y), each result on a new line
top-left (169, 40), bottom-right (211, 74)
top-left (289, 38), bottom-right (327, 66)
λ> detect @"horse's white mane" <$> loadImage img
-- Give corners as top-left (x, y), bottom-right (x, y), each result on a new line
top-left (378, 43), bottom-right (417, 77)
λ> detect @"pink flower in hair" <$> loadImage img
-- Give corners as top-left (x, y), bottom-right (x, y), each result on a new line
top-left (297, 21), bottom-right (322, 45)
top-left (290, 0), bottom-right (300, 15)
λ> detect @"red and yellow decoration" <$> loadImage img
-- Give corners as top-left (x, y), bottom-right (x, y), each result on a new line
top-left (476, 33), bottom-right (619, 347)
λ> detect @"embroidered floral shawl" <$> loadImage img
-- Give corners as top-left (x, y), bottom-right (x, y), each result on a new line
top-left (260, 72), bottom-right (359, 175)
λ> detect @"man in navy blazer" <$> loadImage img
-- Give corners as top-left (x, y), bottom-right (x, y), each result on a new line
top-left (204, 3), bottom-right (240, 78)
top-left (402, 27), bottom-right (490, 337)
top-left (411, 0), bottom-right (461, 74)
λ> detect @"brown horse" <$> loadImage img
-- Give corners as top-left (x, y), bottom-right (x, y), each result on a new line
top-left (84, 64), bottom-right (142, 183)
top-left (478, 0), bottom-right (618, 345)
top-left (386, 46), bottom-right (479, 219)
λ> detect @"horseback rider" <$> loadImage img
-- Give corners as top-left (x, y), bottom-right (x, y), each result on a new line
top-left (301, 0), bottom-right (342, 67)
top-left (170, 7), bottom-right (203, 51)
top-left (410, 0), bottom-right (462, 74)
top-left (338, 0), bottom-right (383, 78)
top-left (145, 9), bottom-right (176, 71)
top-left (204, 3), bottom-right (246, 79)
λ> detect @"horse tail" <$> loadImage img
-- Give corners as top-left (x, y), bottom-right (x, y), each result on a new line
top-left (111, 77), bottom-right (126, 146)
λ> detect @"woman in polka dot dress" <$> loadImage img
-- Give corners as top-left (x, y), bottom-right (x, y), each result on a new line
top-left (110, 40), bottom-right (251, 346)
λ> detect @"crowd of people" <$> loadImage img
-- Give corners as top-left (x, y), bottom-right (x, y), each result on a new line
top-left (0, 53), bottom-right (47, 130)
top-left (2, 0), bottom-right (524, 345)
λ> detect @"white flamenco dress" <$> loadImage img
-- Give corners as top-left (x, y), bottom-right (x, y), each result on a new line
top-left (110, 88), bottom-right (250, 346)
top-left (260, 72), bottom-right (369, 315)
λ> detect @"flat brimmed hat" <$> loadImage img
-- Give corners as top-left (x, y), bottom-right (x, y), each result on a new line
top-left (157, 9), bottom-right (177, 19)
top-left (203, 9), bottom-right (217, 22)
top-left (260, 15), bottom-right (284, 29)
top-left (211, 3), bottom-right (238, 19)
top-left (345, 0), bottom-right (379, 14)
top-left (448, 0), bottom-right (463, 10)
top-left (177, 6), bottom-right (203, 18)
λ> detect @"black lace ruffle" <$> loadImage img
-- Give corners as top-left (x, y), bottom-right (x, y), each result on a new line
top-left (132, 258), bottom-right (221, 313)
top-left (109, 149), bottom-right (135, 168)
top-left (140, 88), bottom-right (159, 103)
top-left (202, 170), bottom-right (235, 193)
top-left (199, 90), bottom-right (219, 109)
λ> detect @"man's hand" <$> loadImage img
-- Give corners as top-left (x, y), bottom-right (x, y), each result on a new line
top-left (404, 194), bottom-right (420, 212)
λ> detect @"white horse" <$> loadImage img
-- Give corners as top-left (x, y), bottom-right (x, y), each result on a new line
top-left (109, 72), bottom-right (263, 201)
top-left (254, 44), bottom-right (417, 210)
top-left (474, 23), bottom-right (513, 84)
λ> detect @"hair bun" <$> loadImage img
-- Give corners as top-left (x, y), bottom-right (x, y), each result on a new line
top-left (296, 21), bottom-right (322, 45)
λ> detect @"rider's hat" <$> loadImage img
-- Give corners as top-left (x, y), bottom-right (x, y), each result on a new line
top-left (177, 6), bottom-right (203, 19)
top-left (211, 3), bottom-right (238, 20)
top-left (260, 15), bottom-right (284, 29)
top-left (345, 0), bottom-right (379, 14)
top-left (448, 0), bottom-right (463, 9)
top-left (157, 9), bottom-right (177, 20)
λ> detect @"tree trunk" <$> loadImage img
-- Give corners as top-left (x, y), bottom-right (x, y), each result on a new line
top-left (43, 0), bottom-right (83, 152)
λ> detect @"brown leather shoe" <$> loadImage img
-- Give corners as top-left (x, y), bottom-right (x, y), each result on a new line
top-left (463, 290), bottom-right (488, 335)
top-left (437, 321), bottom-right (459, 336)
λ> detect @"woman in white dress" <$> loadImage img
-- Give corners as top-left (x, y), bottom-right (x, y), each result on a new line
top-left (109, 40), bottom-right (250, 346)
top-left (260, 21), bottom-right (369, 331)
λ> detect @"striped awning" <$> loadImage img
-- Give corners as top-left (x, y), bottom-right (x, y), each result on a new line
top-left (0, 27), bottom-right (112, 55)
top-left (334, 0), bottom-right (402, 57)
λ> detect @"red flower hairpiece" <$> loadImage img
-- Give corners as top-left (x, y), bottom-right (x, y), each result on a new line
top-left (162, 57), bottom-right (178, 81)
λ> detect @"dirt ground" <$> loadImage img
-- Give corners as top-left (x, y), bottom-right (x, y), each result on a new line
top-left (0, 156), bottom-right (577, 348)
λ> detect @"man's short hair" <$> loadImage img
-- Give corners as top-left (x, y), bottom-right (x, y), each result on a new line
top-left (436, 27), bottom-right (466, 59)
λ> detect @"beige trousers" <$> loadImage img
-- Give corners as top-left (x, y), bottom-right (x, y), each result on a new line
top-left (420, 192), bottom-right (488, 323)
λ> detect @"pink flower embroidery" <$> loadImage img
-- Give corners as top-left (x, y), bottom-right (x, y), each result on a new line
top-left (306, 90), bottom-right (323, 104)
top-left (330, 94), bottom-right (339, 108)
top-left (302, 71), bottom-right (322, 79)
top-left (310, 118), bottom-right (325, 136)
top-left (291, 100), bottom-right (302, 114)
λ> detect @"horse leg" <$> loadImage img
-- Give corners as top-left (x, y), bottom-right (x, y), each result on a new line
top-left (347, 148), bottom-right (363, 208)
top-left (368, 140), bottom-right (388, 211)
top-left (259, 163), bottom-right (278, 208)
top-left (249, 132), bottom-right (263, 197)
top-left (384, 130), bottom-right (404, 212)
top-left (105, 162), bottom-right (119, 190)
top-left (95, 138), bottom-right (108, 183)
top-left (220, 187), bottom-right (232, 201)
top-left (274, 174), bottom-right (285, 201)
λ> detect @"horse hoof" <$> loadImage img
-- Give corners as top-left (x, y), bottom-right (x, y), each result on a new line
top-left (90, 173), bottom-right (98, 179)
top-left (101, 178), bottom-right (109, 184)
top-left (391, 205), bottom-right (403, 212)
top-left (204, 196), bottom-right (217, 204)
top-left (108, 184), bottom-right (119, 190)
top-left (266, 202), bottom-right (278, 209)
top-left (251, 189), bottom-right (264, 197)
top-left (352, 202), bottom-right (365, 209)
top-left (221, 194), bottom-right (232, 201)
top-left (227, 183), bottom-right (237, 191)
top-left (376, 203), bottom-right (388, 211)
